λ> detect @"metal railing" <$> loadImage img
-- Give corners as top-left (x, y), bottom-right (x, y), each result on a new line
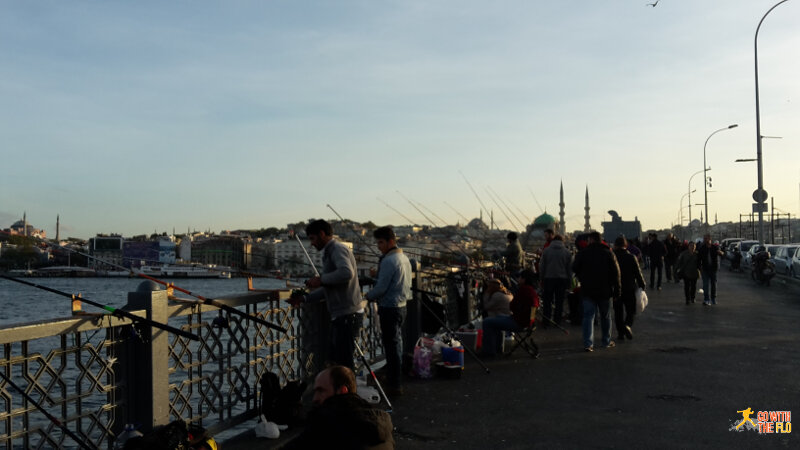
top-left (0, 267), bottom-right (482, 448)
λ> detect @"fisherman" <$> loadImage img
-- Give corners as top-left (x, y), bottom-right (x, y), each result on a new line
top-left (500, 231), bottom-right (524, 276)
top-left (284, 366), bottom-right (394, 449)
top-left (364, 226), bottom-right (412, 398)
top-left (539, 234), bottom-right (572, 328)
top-left (288, 220), bottom-right (363, 370)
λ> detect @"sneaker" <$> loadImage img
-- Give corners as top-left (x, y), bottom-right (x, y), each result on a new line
top-left (584, 346), bottom-right (594, 352)
top-left (603, 341), bottom-right (616, 349)
top-left (624, 326), bottom-right (633, 340)
top-left (703, 301), bottom-right (710, 306)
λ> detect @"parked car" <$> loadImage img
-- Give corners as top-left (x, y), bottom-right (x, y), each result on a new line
top-left (791, 246), bottom-right (800, 279)
top-left (721, 238), bottom-right (743, 260)
top-left (772, 245), bottom-right (799, 276)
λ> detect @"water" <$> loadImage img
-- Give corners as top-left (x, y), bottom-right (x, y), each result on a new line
top-left (0, 276), bottom-right (288, 326)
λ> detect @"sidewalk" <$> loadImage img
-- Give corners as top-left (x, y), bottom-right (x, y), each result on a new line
top-left (226, 270), bottom-right (799, 449)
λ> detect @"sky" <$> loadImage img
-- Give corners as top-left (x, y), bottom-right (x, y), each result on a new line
top-left (2, 1), bottom-right (799, 240)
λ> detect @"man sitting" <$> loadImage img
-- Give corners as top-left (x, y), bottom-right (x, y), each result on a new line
top-left (285, 366), bottom-right (394, 449)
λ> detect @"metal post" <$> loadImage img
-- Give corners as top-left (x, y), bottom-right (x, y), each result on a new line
top-left (703, 124), bottom-right (738, 229)
top-left (754, 0), bottom-right (792, 242)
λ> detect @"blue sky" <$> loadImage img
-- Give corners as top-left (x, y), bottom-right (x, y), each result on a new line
top-left (2, 1), bottom-right (799, 239)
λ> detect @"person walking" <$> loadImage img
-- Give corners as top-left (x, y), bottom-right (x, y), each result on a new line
top-left (288, 220), bottom-right (364, 370)
top-left (539, 234), bottom-right (572, 327)
top-left (572, 231), bottom-right (621, 352)
top-left (675, 241), bottom-right (700, 305)
top-left (611, 236), bottom-right (645, 341)
top-left (647, 233), bottom-right (666, 290)
top-left (664, 233), bottom-right (679, 283)
top-left (697, 234), bottom-right (722, 306)
top-left (365, 226), bottom-right (412, 397)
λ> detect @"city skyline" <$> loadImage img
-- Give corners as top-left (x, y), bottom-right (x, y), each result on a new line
top-left (2, 1), bottom-right (799, 240)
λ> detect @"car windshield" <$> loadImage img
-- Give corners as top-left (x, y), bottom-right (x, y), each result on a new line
top-left (741, 242), bottom-right (757, 252)
top-left (789, 247), bottom-right (798, 258)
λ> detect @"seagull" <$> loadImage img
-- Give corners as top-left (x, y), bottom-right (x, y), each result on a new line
top-left (647, 0), bottom-right (659, 6)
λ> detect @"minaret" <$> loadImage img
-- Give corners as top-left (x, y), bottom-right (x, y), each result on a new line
top-left (23, 212), bottom-right (28, 237)
top-left (583, 186), bottom-right (591, 232)
top-left (559, 181), bottom-right (566, 234)
top-left (56, 215), bottom-right (60, 242)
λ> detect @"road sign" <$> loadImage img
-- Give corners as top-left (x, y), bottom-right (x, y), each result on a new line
top-left (752, 202), bottom-right (768, 213)
top-left (752, 189), bottom-right (768, 203)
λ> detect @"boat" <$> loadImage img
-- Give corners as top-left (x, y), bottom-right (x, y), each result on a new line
top-left (134, 264), bottom-right (232, 279)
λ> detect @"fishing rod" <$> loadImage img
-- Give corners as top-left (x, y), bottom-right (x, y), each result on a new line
top-left (326, 204), bottom-right (381, 257)
top-left (528, 187), bottom-right (545, 214)
top-left (459, 170), bottom-right (493, 229)
top-left (6, 235), bottom-right (286, 333)
top-left (378, 197), bottom-right (470, 261)
top-left (0, 275), bottom-right (200, 341)
top-left (0, 371), bottom-right (97, 450)
top-left (292, 240), bottom-right (393, 412)
top-left (487, 186), bottom-right (528, 232)
top-left (484, 187), bottom-right (522, 233)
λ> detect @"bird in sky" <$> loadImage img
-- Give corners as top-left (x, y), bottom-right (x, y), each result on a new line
top-left (647, 0), bottom-right (660, 6)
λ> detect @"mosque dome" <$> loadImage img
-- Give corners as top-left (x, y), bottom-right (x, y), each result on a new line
top-left (532, 213), bottom-right (556, 228)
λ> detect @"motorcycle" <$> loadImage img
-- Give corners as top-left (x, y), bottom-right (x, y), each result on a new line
top-left (751, 250), bottom-right (775, 285)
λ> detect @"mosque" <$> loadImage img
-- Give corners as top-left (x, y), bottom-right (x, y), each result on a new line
top-left (4, 213), bottom-right (47, 239)
top-left (521, 183), bottom-right (641, 248)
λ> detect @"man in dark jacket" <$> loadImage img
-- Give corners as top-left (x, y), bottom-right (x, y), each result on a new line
top-left (647, 233), bottom-right (666, 290)
top-left (572, 231), bottom-right (621, 352)
top-left (612, 236), bottom-right (646, 341)
top-left (286, 366), bottom-right (394, 449)
top-left (663, 233), bottom-right (679, 283)
top-left (697, 234), bottom-right (723, 306)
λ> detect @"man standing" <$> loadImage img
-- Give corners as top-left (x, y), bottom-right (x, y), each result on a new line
top-left (647, 233), bottom-right (666, 290)
top-left (285, 366), bottom-right (394, 449)
top-left (289, 220), bottom-right (363, 370)
top-left (664, 233), bottom-right (679, 283)
top-left (697, 234), bottom-right (722, 305)
top-left (539, 234), bottom-right (572, 327)
top-left (572, 231), bottom-right (620, 352)
top-left (612, 236), bottom-right (646, 341)
top-left (500, 231), bottom-right (524, 276)
top-left (365, 226), bottom-right (412, 397)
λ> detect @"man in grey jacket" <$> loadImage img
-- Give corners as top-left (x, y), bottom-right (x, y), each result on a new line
top-left (365, 226), bottom-right (412, 396)
top-left (539, 234), bottom-right (573, 327)
top-left (289, 220), bottom-right (363, 370)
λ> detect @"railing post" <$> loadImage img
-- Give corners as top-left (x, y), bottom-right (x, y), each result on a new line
top-left (298, 302), bottom-right (330, 380)
top-left (119, 282), bottom-right (171, 432)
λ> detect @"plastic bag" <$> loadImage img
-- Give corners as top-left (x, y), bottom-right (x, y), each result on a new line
top-left (255, 414), bottom-right (280, 439)
top-left (635, 288), bottom-right (648, 313)
top-left (413, 338), bottom-right (434, 379)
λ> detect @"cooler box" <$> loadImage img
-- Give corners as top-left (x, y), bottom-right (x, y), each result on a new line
top-left (455, 330), bottom-right (482, 351)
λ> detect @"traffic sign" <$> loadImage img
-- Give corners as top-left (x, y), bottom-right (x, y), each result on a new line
top-left (752, 189), bottom-right (768, 203)
top-left (752, 203), bottom-right (768, 213)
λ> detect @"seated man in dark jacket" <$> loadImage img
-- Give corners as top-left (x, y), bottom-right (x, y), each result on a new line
top-left (286, 365), bottom-right (394, 449)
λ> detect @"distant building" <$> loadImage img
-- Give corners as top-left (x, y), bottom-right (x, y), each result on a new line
top-left (601, 211), bottom-right (642, 243)
top-left (5, 213), bottom-right (46, 239)
top-left (88, 235), bottom-right (124, 269)
top-left (192, 235), bottom-right (251, 269)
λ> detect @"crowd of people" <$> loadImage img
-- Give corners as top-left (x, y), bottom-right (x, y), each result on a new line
top-left (280, 220), bottom-right (725, 448)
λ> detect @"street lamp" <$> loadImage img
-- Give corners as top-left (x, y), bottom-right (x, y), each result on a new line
top-left (703, 124), bottom-right (738, 228)
top-left (679, 190), bottom-right (696, 239)
top-left (688, 169), bottom-right (707, 224)
top-left (754, 0), bottom-right (792, 242)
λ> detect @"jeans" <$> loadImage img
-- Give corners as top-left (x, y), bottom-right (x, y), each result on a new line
top-left (542, 277), bottom-right (569, 324)
top-left (378, 306), bottom-right (406, 388)
top-left (650, 258), bottom-right (663, 288)
top-left (701, 269), bottom-right (718, 304)
top-left (582, 297), bottom-right (612, 348)
top-left (613, 291), bottom-right (636, 336)
top-left (482, 315), bottom-right (519, 355)
top-left (331, 312), bottom-right (363, 370)
top-left (683, 277), bottom-right (698, 303)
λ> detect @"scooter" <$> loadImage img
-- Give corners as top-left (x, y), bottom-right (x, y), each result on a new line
top-left (751, 250), bottom-right (775, 285)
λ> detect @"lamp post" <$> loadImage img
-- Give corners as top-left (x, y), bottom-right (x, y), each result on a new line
top-left (754, 0), bottom-right (792, 242)
top-left (688, 169), bottom-right (706, 225)
top-left (680, 189), bottom-right (696, 240)
top-left (703, 124), bottom-right (738, 229)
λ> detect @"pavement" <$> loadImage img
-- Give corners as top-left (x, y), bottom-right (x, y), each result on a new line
top-left (224, 268), bottom-right (799, 449)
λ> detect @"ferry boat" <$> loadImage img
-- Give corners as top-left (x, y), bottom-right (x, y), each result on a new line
top-left (134, 264), bottom-right (232, 279)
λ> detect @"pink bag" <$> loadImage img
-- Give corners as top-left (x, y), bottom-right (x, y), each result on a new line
top-left (413, 338), bottom-right (434, 379)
